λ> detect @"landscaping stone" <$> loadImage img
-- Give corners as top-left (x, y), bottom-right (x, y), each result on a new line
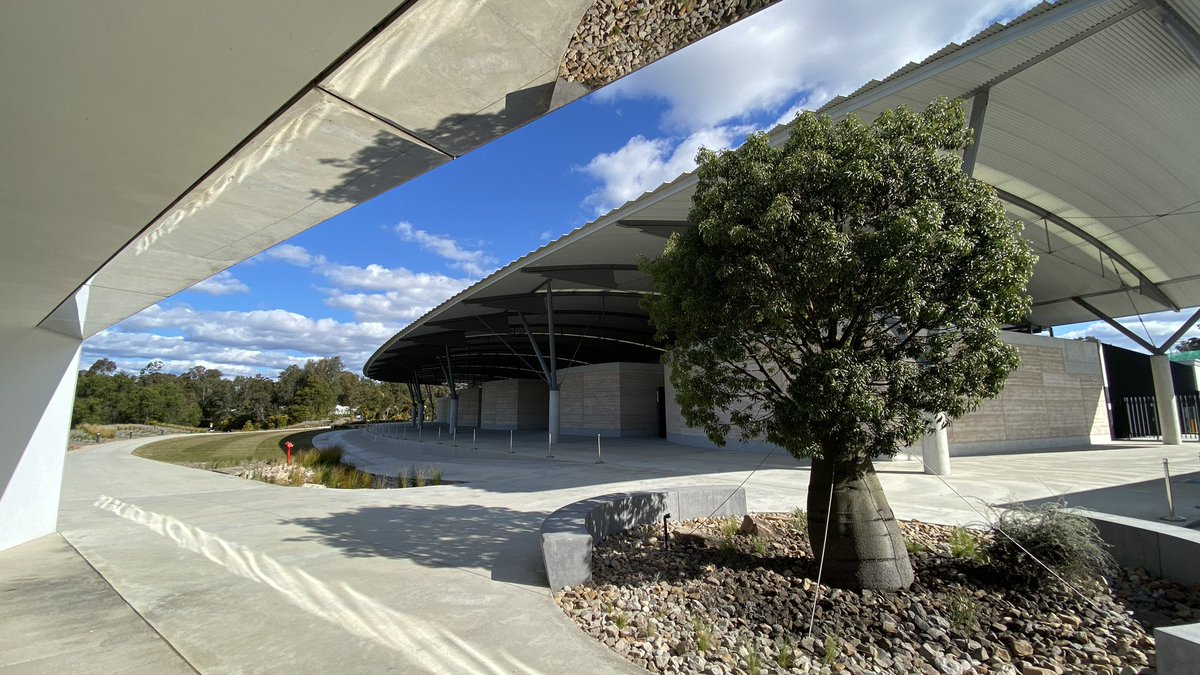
top-left (555, 515), bottom-right (1200, 673)
top-left (560, 0), bottom-right (780, 89)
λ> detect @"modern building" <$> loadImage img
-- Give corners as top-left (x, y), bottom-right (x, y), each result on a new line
top-left (0, 0), bottom-right (772, 553)
top-left (367, 0), bottom-right (1200, 470)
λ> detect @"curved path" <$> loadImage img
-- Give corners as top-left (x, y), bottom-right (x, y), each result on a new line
top-left (20, 429), bottom-right (1200, 672)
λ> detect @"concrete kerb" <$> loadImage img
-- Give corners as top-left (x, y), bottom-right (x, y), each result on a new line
top-left (540, 485), bottom-right (747, 591)
top-left (1081, 510), bottom-right (1200, 674)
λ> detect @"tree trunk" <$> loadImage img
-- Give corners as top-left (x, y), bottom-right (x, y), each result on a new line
top-left (806, 456), bottom-right (914, 590)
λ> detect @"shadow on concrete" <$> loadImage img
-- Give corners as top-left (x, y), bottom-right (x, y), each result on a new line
top-left (998, 470), bottom-right (1200, 526)
top-left (284, 503), bottom-right (550, 587)
top-left (309, 82), bottom-right (558, 206)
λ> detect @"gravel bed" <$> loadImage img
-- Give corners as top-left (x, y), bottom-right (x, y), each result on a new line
top-left (555, 514), bottom-right (1200, 674)
top-left (560, 0), bottom-right (780, 89)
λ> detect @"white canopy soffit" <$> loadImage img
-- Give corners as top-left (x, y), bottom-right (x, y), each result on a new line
top-left (366, 0), bottom-right (1200, 384)
top-left (7, 0), bottom-right (602, 339)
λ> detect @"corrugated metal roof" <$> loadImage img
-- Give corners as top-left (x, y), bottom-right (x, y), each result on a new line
top-left (368, 0), bottom-right (1200, 382)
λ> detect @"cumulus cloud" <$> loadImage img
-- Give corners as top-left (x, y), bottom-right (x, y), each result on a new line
top-left (89, 243), bottom-right (479, 377)
top-left (579, 125), bottom-right (746, 214)
top-left (190, 270), bottom-right (249, 296)
top-left (84, 304), bottom-right (399, 377)
top-left (1056, 309), bottom-right (1200, 354)
top-left (264, 243), bottom-right (472, 320)
top-left (580, 0), bottom-right (1035, 214)
top-left (394, 222), bottom-right (497, 276)
top-left (596, 0), bottom-right (1035, 132)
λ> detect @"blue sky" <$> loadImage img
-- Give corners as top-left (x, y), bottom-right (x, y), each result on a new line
top-left (81, 0), bottom-right (1200, 378)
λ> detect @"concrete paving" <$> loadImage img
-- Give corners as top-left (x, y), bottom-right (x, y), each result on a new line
top-left (4, 431), bottom-right (1199, 673)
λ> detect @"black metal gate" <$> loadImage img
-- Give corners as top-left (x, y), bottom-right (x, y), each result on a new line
top-left (1120, 394), bottom-right (1200, 441)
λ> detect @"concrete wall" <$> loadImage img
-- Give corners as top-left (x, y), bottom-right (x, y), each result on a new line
top-left (0, 325), bottom-right (83, 552)
top-left (948, 333), bottom-right (1109, 455)
top-left (558, 362), bottom-right (664, 437)
top-left (480, 379), bottom-right (548, 430)
top-left (666, 332), bottom-right (1111, 455)
top-left (458, 387), bottom-right (481, 427)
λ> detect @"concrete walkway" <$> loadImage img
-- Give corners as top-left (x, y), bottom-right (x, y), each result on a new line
top-left (3, 431), bottom-right (1199, 673)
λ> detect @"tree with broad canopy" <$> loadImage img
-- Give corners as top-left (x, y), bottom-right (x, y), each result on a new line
top-left (642, 98), bottom-right (1035, 590)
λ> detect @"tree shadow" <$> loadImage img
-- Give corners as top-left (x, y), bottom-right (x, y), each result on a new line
top-left (997, 470), bottom-right (1200, 525)
top-left (284, 503), bottom-right (550, 587)
top-left (309, 81), bottom-right (571, 206)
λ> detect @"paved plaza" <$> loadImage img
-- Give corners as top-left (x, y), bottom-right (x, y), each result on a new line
top-left (2, 430), bottom-right (1198, 673)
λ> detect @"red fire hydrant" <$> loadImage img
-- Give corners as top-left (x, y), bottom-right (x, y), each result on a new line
top-left (285, 441), bottom-right (294, 465)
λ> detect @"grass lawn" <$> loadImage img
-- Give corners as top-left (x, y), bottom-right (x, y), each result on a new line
top-left (134, 429), bottom-right (327, 467)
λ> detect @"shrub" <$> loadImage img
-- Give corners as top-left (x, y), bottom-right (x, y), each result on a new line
top-left (791, 508), bottom-right (808, 537)
top-left (905, 538), bottom-right (930, 555)
top-left (241, 420), bottom-right (257, 432)
top-left (948, 527), bottom-right (987, 563)
top-left (948, 590), bottom-right (978, 634)
top-left (987, 501), bottom-right (1115, 585)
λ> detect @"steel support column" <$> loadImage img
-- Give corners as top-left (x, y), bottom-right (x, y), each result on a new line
top-left (443, 347), bottom-right (458, 435)
top-left (961, 89), bottom-right (988, 177)
top-left (545, 283), bottom-right (560, 444)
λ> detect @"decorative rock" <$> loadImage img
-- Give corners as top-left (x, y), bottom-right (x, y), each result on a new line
top-left (552, 515), bottom-right (1184, 675)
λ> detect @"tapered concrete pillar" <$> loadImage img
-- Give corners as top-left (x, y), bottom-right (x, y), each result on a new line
top-left (0, 325), bottom-right (83, 552)
top-left (921, 412), bottom-right (951, 476)
top-left (548, 388), bottom-right (560, 444)
top-left (1151, 354), bottom-right (1181, 445)
top-left (448, 395), bottom-right (458, 435)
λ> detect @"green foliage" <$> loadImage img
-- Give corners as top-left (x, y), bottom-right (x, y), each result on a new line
top-left (776, 638), bottom-right (797, 669)
top-left (905, 538), bottom-right (930, 555)
top-left (74, 357), bottom-right (430, 431)
top-left (692, 619), bottom-right (713, 653)
top-left (642, 99), bottom-right (1035, 461)
top-left (947, 527), bottom-right (986, 563)
top-left (719, 518), bottom-right (741, 539)
top-left (822, 635), bottom-right (839, 666)
top-left (987, 501), bottom-right (1115, 585)
top-left (750, 535), bottom-right (767, 556)
top-left (791, 508), bottom-right (808, 536)
top-left (948, 590), bottom-right (978, 634)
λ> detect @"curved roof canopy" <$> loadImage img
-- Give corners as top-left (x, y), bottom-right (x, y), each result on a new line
top-left (367, 0), bottom-right (1200, 385)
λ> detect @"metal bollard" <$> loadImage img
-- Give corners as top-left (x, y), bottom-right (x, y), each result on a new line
top-left (509, 429), bottom-right (514, 454)
top-left (452, 428), bottom-right (457, 447)
top-left (437, 428), bottom-right (442, 445)
top-left (595, 433), bottom-right (604, 464)
top-left (546, 431), bottom-right (554, 459)
top-left (472, 428), bottom-right (477, 450)
top-left (1161, 458), bottom-right (1187, 522)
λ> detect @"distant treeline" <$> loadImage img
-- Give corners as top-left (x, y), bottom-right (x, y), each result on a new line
top-left (73, 357), bottom-right (440, 430)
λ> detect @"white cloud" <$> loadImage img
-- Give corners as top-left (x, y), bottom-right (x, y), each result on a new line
top-left (1056, 309), bottom-right (1200, 354)
top-left (579, 0), bottom-right (1036, 214)
top-left (596, 0), bottom-right (1036, 132)
top-left (190, 270), bottom-right (249, 296)
top-left (264, 243), bottom-right (319, 267)
top-left (264, 243), bottom-right (472, 321)
top-left (394, 221), bottom-right (497, 276)
top-left (579, 126), bottom-right (745, 214)
top-left (84, 304), bottom-right (399, 377)
top-left (88, 243), bottom-right (478, 377)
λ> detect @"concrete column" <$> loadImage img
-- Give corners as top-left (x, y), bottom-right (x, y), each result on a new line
top-left (448, 395), bottom-right (458, 435)
top-left (0, 324), bottom-right (83, 552)
top-left (548, 388), bottom-right (560, 444)
top-left (921, 412), bottom-right (951, 476)
top-left (1151, 354), bottom-right (1182, 445)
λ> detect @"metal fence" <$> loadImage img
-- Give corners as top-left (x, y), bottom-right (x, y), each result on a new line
top-left (1122, 394), bottom-right (1200, 441)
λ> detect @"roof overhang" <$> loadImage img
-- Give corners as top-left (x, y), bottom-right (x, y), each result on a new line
top-left (366, 0), bottom-right (1200, 384)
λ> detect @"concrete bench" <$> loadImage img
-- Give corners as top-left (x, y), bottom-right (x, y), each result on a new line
top-left (540, 485), bottom-right (747, 591)
top-left (1082, 511), bottom-right (1200, 675)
